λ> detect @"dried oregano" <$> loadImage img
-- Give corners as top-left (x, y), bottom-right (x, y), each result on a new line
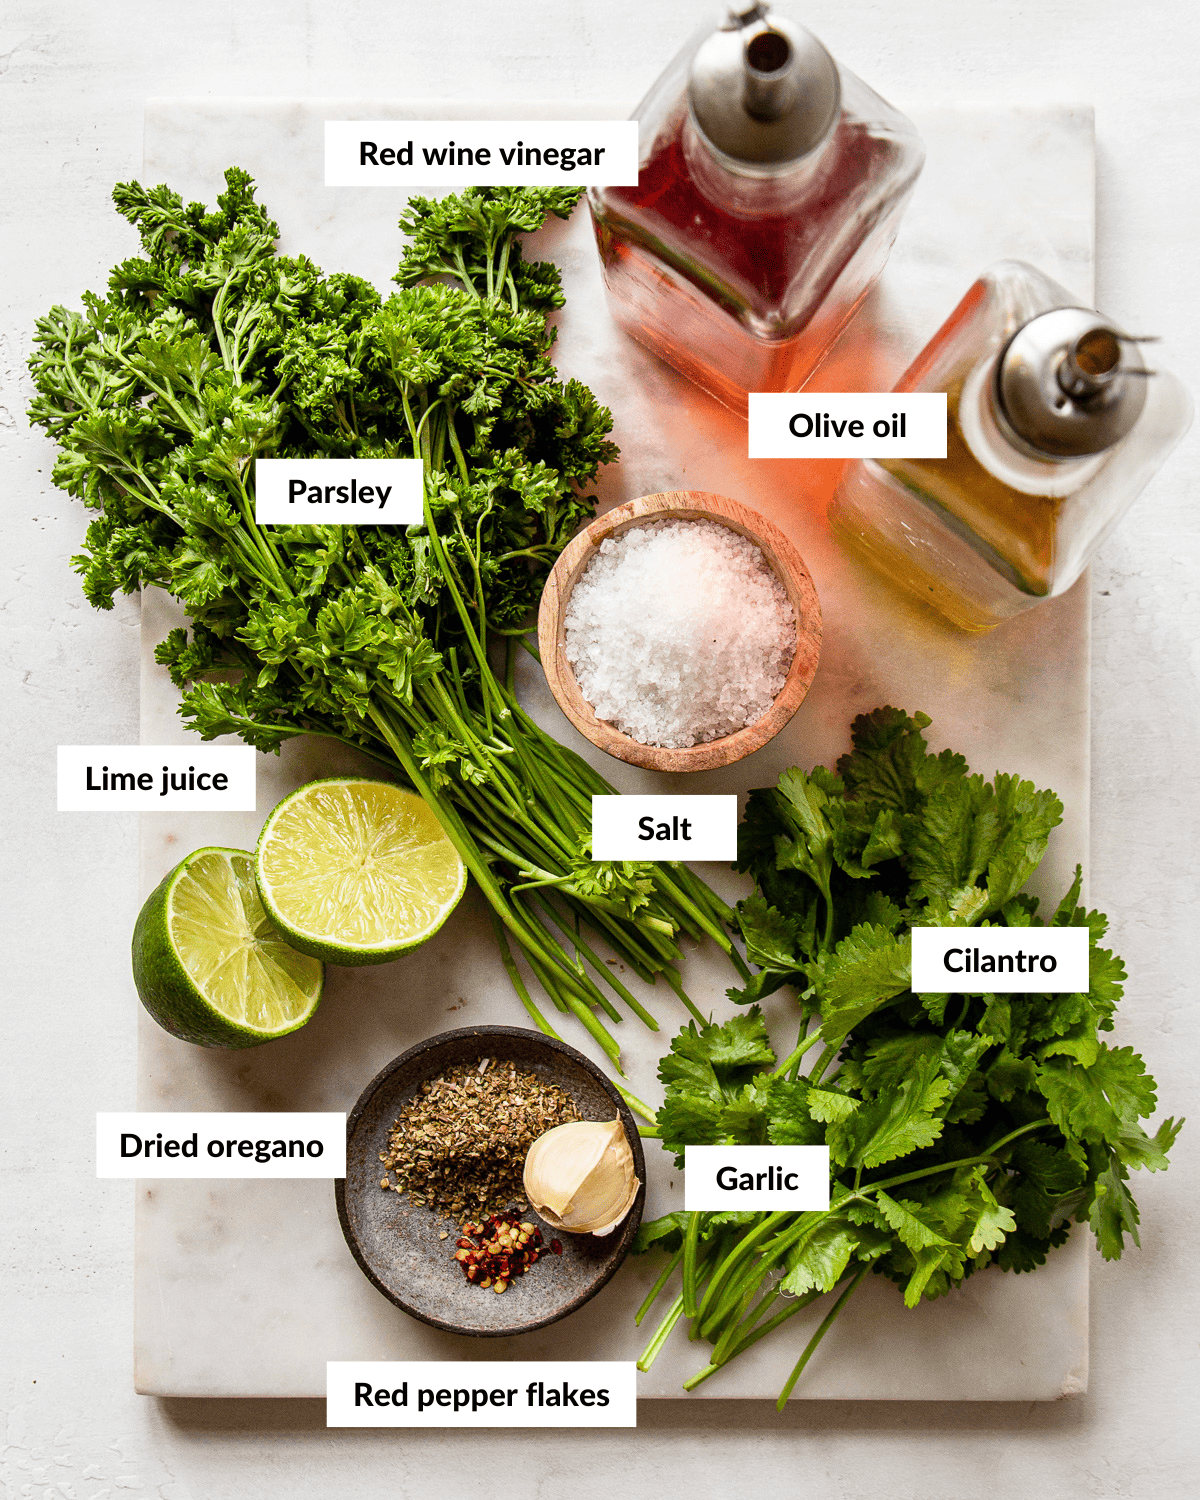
top-left (378, 1058), bottom-right (580, 1224)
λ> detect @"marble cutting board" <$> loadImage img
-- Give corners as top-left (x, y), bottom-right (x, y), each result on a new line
top-left (134, 99), bottom-right (1094, 1398)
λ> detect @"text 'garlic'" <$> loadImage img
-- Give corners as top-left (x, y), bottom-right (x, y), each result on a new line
top-left (522, 1117), bottom-right (640, 1237)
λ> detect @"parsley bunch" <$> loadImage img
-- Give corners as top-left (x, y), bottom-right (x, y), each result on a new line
top-left (635, 708), bottom-right (1178, 1400)
top-left (28, 170), bottom-right (745, 1095)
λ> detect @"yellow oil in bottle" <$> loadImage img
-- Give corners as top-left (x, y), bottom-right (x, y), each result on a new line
top-left (879, 381), bottom-right (1061, 598)
top-left (829, 507), bottom-right (1003, 633)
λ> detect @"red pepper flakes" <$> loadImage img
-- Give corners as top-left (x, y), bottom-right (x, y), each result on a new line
top-left (453, 1212), bottom-right (545, 1292)
top-left (550, 1239), bottom-right (563, 1255)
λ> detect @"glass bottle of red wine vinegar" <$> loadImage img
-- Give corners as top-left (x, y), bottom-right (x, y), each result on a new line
top-left (587, 4), bottom-right (925, 413)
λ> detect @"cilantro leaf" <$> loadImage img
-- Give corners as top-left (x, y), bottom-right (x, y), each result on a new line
top-left (827, 1054), bottom-right (950, 1168)
top-left (809, 924), bottom-right (912, 1044)
top-left (1038, 1045), bottom-right (1158, 1145)
top-left (1089, 1156), bottom-right (1142, 1260)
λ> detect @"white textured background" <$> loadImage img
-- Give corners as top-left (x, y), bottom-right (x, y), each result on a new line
top-left (2, 2), bottom-right (1197, 1496)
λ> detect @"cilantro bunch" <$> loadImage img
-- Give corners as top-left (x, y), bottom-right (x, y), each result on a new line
top-left (635, 708), bottom-right (1178, 1400)
top-left (28, 170), bottom-right (745, 1094)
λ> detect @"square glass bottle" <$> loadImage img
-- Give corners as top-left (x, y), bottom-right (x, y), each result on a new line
top-left (587, 4), bottom-right (925, 413)
top-left (828, 260), bottom-right (1193, 631)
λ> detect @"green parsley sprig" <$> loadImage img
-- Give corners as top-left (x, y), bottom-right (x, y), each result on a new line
top-left (635, 708), bottom-right (1179, 1399)
top-left (28, 170), bottom-right (746, 1098)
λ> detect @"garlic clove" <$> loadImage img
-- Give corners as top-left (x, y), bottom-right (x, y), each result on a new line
top-left (523, 1117), bottom-right (641, 1237)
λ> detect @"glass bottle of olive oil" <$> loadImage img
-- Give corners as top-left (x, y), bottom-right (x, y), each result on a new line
top-left (828, 260), bottom-right (1192, 631)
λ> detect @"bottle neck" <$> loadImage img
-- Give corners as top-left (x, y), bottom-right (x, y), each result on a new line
top-left (680, 107), bottom-right (837, 217)
top-left (960, 358), bottom-right (1109, 498)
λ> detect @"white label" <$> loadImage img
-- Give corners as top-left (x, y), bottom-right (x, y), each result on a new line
top-left (910, 927), bottom-right (1090, 994)
top-left (58, 746), bottom-right (256, 811)
top-left (748, 393), bottom-right (948, 458)
top-left (591, 795), bottom-right (738, 861)
top-left (325, 120), bottom-right (639, 187)
top-left (684, 1146), bottom-right (830, 1211)
top-left (96, 1113), bottom-right (346, 1177)
top-left (255, 458), bottom-right (423, 525)
top-left (326, 1362), bottom-right (637, 1427)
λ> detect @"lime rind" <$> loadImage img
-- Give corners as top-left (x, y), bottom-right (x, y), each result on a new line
top-left (132, 846), bottom-right (324, 1049)
top-left (254, 778), bottom-right (468, 966)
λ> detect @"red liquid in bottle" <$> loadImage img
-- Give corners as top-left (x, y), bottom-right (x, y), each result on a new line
top-left (591, 109), bottom-right (918, 412)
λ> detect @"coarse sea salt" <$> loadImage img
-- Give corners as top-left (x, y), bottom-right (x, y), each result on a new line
top-left (563, 518), bottom-right (797, 749)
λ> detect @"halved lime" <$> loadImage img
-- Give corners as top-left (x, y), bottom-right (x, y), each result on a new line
top-left (131, 847), bottom-right (324, 1048)
top-left (253, 778), bottom-right (467, 966)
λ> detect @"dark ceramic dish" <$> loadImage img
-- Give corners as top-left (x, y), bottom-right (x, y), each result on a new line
top-left (335, 1025), bottom-right (646, 1337)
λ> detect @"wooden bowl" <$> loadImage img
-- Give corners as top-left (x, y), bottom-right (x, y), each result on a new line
top-left (538, 491), bottom-right (822, 773)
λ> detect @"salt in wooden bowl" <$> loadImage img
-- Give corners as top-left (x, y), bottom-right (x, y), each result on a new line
top-left (537, 491), bottom-right (822, 773)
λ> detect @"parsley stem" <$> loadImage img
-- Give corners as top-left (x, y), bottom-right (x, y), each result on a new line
top-left (530, 895), bottom-right (659, 1030)
top-left (518, 947), bottom-right (570, 1014)
top-left (559, 901), bottom-right (662, 986)
top-left (494, 234), bottom-right (513, 305)
top-left (489, 911), bottom-right (562, 1040)
top-left (368, 701), bottom-right (613, 1019)
top-left (608, 1078), bottom-right (656, 1125)
top-left (652, 868), bottom-right (741, 962)
top-left (660, 965), bottom-right (708, 1026)
top-left (520, 899), bottom-right (623, 1024)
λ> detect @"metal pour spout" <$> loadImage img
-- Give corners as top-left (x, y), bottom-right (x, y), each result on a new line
top-left (688, 4), bottom-right (841, 167)
top-left (1056, 327), bottom-right (1122, 400)
top-left (995, 308), bottom-right (1149, 459)
top-left (743, 25), bottom-right (795, 121)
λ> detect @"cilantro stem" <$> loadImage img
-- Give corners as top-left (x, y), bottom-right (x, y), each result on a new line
top-left (682, 1211), bottom-right (705, 1318)
top-left (807, 1043), bottom-right (838, 1085)
top-left (698, 1238), bottom-right (784, 1342)
top-left (637, 1291), bottom-right (686, 1372)
top-left (849, 1117), bottom-right (1054, 1200)
top-left (691, 1120), bottom-right (1057, 1326)
top-left (635, 1246), bottom-right (683, 1325)
top-left (714, 1283), bottom-right (806, 1360)
top-left (685, 1299), bottom-right (820, 1391)
top-left (775, 1267), bottom-right (868, 1409)
top-left (772, 1027), bottom-right (824, 1078)
top-left (693, 1211), bottom-right (791, 1329)
top-left (639, 1244), bottom-right (722, 1370)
